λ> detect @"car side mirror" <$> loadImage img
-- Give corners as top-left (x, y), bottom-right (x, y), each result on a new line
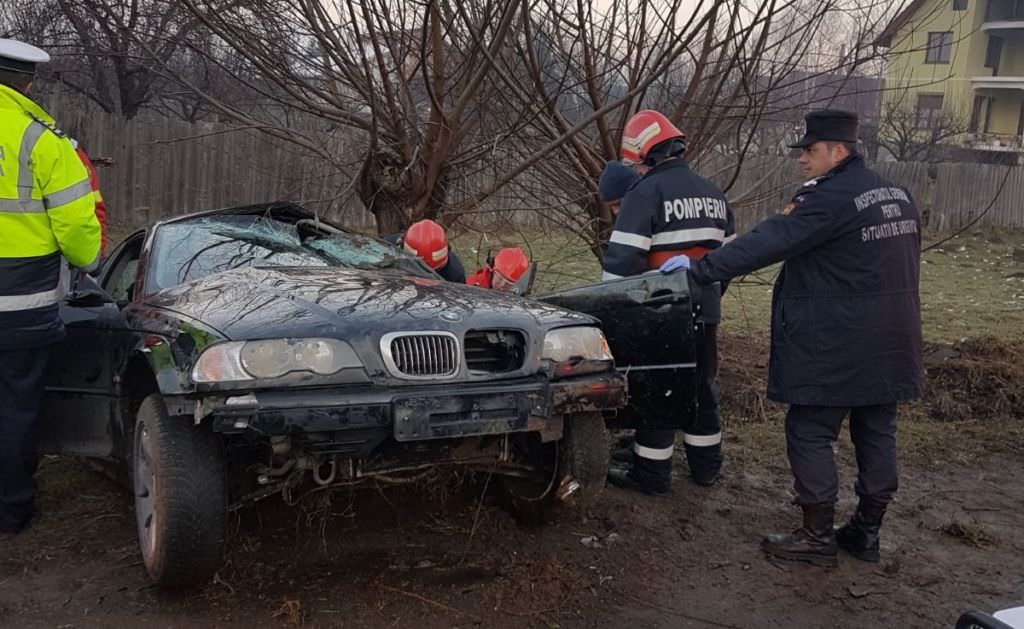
top-left (65, 288), bottom-right (116, 308)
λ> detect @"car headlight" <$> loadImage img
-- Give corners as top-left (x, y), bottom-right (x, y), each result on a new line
top-left (192, 338), bottom-right (363, 383)
top-left (542, 327), bottom-right (613, 377)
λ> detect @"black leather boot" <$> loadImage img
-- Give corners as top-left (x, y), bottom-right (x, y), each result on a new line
top-left (836, 499), bottom-right (887, 562)
top-left (607, 468), bottom-right (670, 497)
top-left (761, 503), bottom-right (838, 567)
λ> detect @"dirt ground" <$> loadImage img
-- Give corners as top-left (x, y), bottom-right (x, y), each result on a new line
top-left (3, 365), bottom-right (1022, 628)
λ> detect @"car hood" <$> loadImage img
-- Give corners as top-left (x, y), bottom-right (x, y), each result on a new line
top-left (144, 266), bottom-right (596, 341)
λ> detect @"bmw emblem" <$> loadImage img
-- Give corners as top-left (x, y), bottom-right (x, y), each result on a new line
top-left (440, 311), bottom-right (462, 322)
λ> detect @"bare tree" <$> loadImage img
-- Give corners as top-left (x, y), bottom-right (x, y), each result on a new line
top-left (875, 100), bottom-right (970, 162)
top-left (1, 0), bottom-right (202, 118)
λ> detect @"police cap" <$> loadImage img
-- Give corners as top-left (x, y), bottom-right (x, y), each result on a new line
top-left (0, 39), bottom-right (50, 75)
top-left (789, 109), bottom-right (858, 148)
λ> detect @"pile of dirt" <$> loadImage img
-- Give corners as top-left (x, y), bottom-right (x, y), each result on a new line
top-left (717, 334), bottom-right (1024, 424)
top-left (923, 336), bottom-right (1024, 422)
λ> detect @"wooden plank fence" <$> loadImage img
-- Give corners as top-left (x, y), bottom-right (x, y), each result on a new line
top-left (49, 107), bottom-right (1024, 235)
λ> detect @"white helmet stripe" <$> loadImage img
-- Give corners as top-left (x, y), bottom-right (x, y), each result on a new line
top-left (623, 122), bottom-right (663, 155)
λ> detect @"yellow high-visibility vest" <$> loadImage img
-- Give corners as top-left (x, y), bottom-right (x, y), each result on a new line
top-left (0, 82), bottom-right (101, 317)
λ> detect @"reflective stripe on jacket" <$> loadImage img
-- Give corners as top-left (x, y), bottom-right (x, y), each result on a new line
top-left (0, 83), bottom-right (102, 349)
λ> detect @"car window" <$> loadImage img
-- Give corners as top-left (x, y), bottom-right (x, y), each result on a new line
top-left (147, 215), bottom-right (433, 292)
top-left (101, 235), bottom-right (144, 303)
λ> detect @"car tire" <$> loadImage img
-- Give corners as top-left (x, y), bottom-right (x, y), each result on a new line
top-left (133, 394), bottom-right (226, 588)
top-left (502, 412), bottom-right (609, 518)
top-left (559, 412), bottom-right (609, 512)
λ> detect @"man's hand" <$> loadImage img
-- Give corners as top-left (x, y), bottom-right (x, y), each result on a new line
top-left (658, 255), bottom-right (691, 273)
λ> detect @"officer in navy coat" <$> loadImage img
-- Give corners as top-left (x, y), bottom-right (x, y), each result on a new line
top-left (659, 110), bottom-right (922, 566)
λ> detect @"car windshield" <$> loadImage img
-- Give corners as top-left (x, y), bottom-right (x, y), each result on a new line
top-left (148, 214), bottom-right (432, 292)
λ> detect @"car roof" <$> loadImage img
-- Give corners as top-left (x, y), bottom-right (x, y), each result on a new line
top-left (154, 201), bottom-right (345, 231)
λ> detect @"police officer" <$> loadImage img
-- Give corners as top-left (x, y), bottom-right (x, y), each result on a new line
top-left (603, 110), bottom-right (735, 495)
top-left (0, 39), bottom-right (102, 537)
top-left (660, 110), bottom-right (922, 566)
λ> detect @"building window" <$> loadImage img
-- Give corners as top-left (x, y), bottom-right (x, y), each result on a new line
top-left (916, 94), bottom-right (944, 130)
top-left (985, 36), bottom-right (1003, 73)
top-left (970, 95), bottom-right (985, 133)
top-left (953, 0), bottom-right (967, 10)
top-left (925, 32), bottom-right (953, 64)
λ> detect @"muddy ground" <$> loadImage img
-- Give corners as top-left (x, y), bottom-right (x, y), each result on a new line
top-left (2, 336), bottom-right (1022, 629)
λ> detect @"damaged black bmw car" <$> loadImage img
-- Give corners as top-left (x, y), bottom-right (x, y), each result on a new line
top-left (39, 203), bottom-right (701, 587)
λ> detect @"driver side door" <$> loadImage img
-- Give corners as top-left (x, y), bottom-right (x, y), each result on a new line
top-left (539, 271), bottom-right (702, 430)
top-left (38, 234), bottom-right (145, 457)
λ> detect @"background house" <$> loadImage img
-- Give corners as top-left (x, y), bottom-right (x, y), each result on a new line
top-left (878, 0), bottom-right (1024, 156)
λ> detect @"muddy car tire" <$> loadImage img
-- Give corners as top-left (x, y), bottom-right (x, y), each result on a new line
top-left (133, 394), bottom-right (226, 588)
top-left (559, 412), bottom-right (609, 512)
top-left (503, 412), bottom-right (609, 517)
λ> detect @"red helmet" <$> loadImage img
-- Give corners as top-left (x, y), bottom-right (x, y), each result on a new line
top-left (403, 219), bottom-right (449, 270)
top-left (620, 110), bottom-right (686, 164)
top-left (492, 247), bottom-right (529, 282)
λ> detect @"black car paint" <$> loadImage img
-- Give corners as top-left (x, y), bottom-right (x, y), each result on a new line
top-left (540, 271), bottom-right (702, 430)
top-left (38, 204), bottom-right (652, 467)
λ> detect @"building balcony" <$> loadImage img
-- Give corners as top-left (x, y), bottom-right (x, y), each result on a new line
top-left (981, 19), bottom-right (1024, 31)
top-left (965, 132), bottom-right (1024, 151)
top-left (971, 76), bottom-right (1024, 91)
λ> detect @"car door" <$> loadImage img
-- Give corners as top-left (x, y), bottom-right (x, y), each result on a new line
top-left (539, 271), bottom-right (702, 430)
top-left (38, 234), bottom-right (144, 457)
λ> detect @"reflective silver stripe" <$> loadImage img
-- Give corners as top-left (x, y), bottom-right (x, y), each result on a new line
top-left (651, 227), bottom-right (726, 246)
top-left (619, 362), bottom-right (697, 372)
top-left (634, 443), bottom-right (674, 461)
top-left (18, 121), bottom-right (47, 201)
top-left (601, 270), bottom-right (625, 281)
top-left (0, 288), bottom-right (59, 312)
top-left (0, 198), bottom-right (46, 213)
top-left (724, 234), bottom-right (737, 244)
top-left (683, 432), bottom-right (722, 447)
top-left (609, 230), bottom-right (652, 250)
top-left (44, 178), bottom-right (92, 209)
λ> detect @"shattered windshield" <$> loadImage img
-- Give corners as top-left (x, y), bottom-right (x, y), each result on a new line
top-left (148, 214), bottom-right (433, 292)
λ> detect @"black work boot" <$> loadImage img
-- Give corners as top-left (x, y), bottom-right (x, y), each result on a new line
top-left (607, 468), bottom-right (669, 497)
top-left (761, 503), bottom-right (838, 567)
top-left (836, 499), bottom-right (887, 562)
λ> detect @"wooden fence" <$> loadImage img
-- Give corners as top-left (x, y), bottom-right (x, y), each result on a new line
top-left (52, 108), bottom-right (1024, 236)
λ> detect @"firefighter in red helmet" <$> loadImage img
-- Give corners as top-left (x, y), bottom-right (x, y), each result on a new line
top-left (467, 247), bottom-right (530, 293)
top-left (604, 110), bottom-right (735, 496)
top-left (397, 219), bottom-right (466, 283)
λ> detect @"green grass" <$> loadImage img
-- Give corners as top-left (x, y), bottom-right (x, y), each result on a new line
top-left (720, 230), bottom-right (1024, 342)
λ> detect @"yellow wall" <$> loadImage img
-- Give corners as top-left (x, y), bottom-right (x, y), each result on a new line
top-left (987, 95), bottom-right (1022, 134)
top-left (884, 0), bottom-right (986, 117)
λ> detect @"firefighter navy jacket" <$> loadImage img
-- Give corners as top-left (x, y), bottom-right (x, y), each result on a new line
top-left (690, 155), bottom-right (923, 406)
top-left (602, 159), bottom-right (734, 323)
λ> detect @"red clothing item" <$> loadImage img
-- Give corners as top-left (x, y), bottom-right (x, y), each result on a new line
top-left (74, 145), bottom-right (108, 257)
top-left (466, 267), bottom-right (493, 289)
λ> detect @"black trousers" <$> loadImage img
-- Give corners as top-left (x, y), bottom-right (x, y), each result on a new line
top-left (0, 348), bottom-right (51, 533)
top-left (785, 403), bottom-right (899, 506)
top-left (632, 324), bottom-right (722, 489)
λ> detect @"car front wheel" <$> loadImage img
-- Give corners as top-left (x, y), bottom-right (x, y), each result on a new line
top-left (133, 394), bottom-right (226, 588)
top-left (503, 412), bottom-right (609, 516)
top-left (558, 412), bottom-right (609, 511)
